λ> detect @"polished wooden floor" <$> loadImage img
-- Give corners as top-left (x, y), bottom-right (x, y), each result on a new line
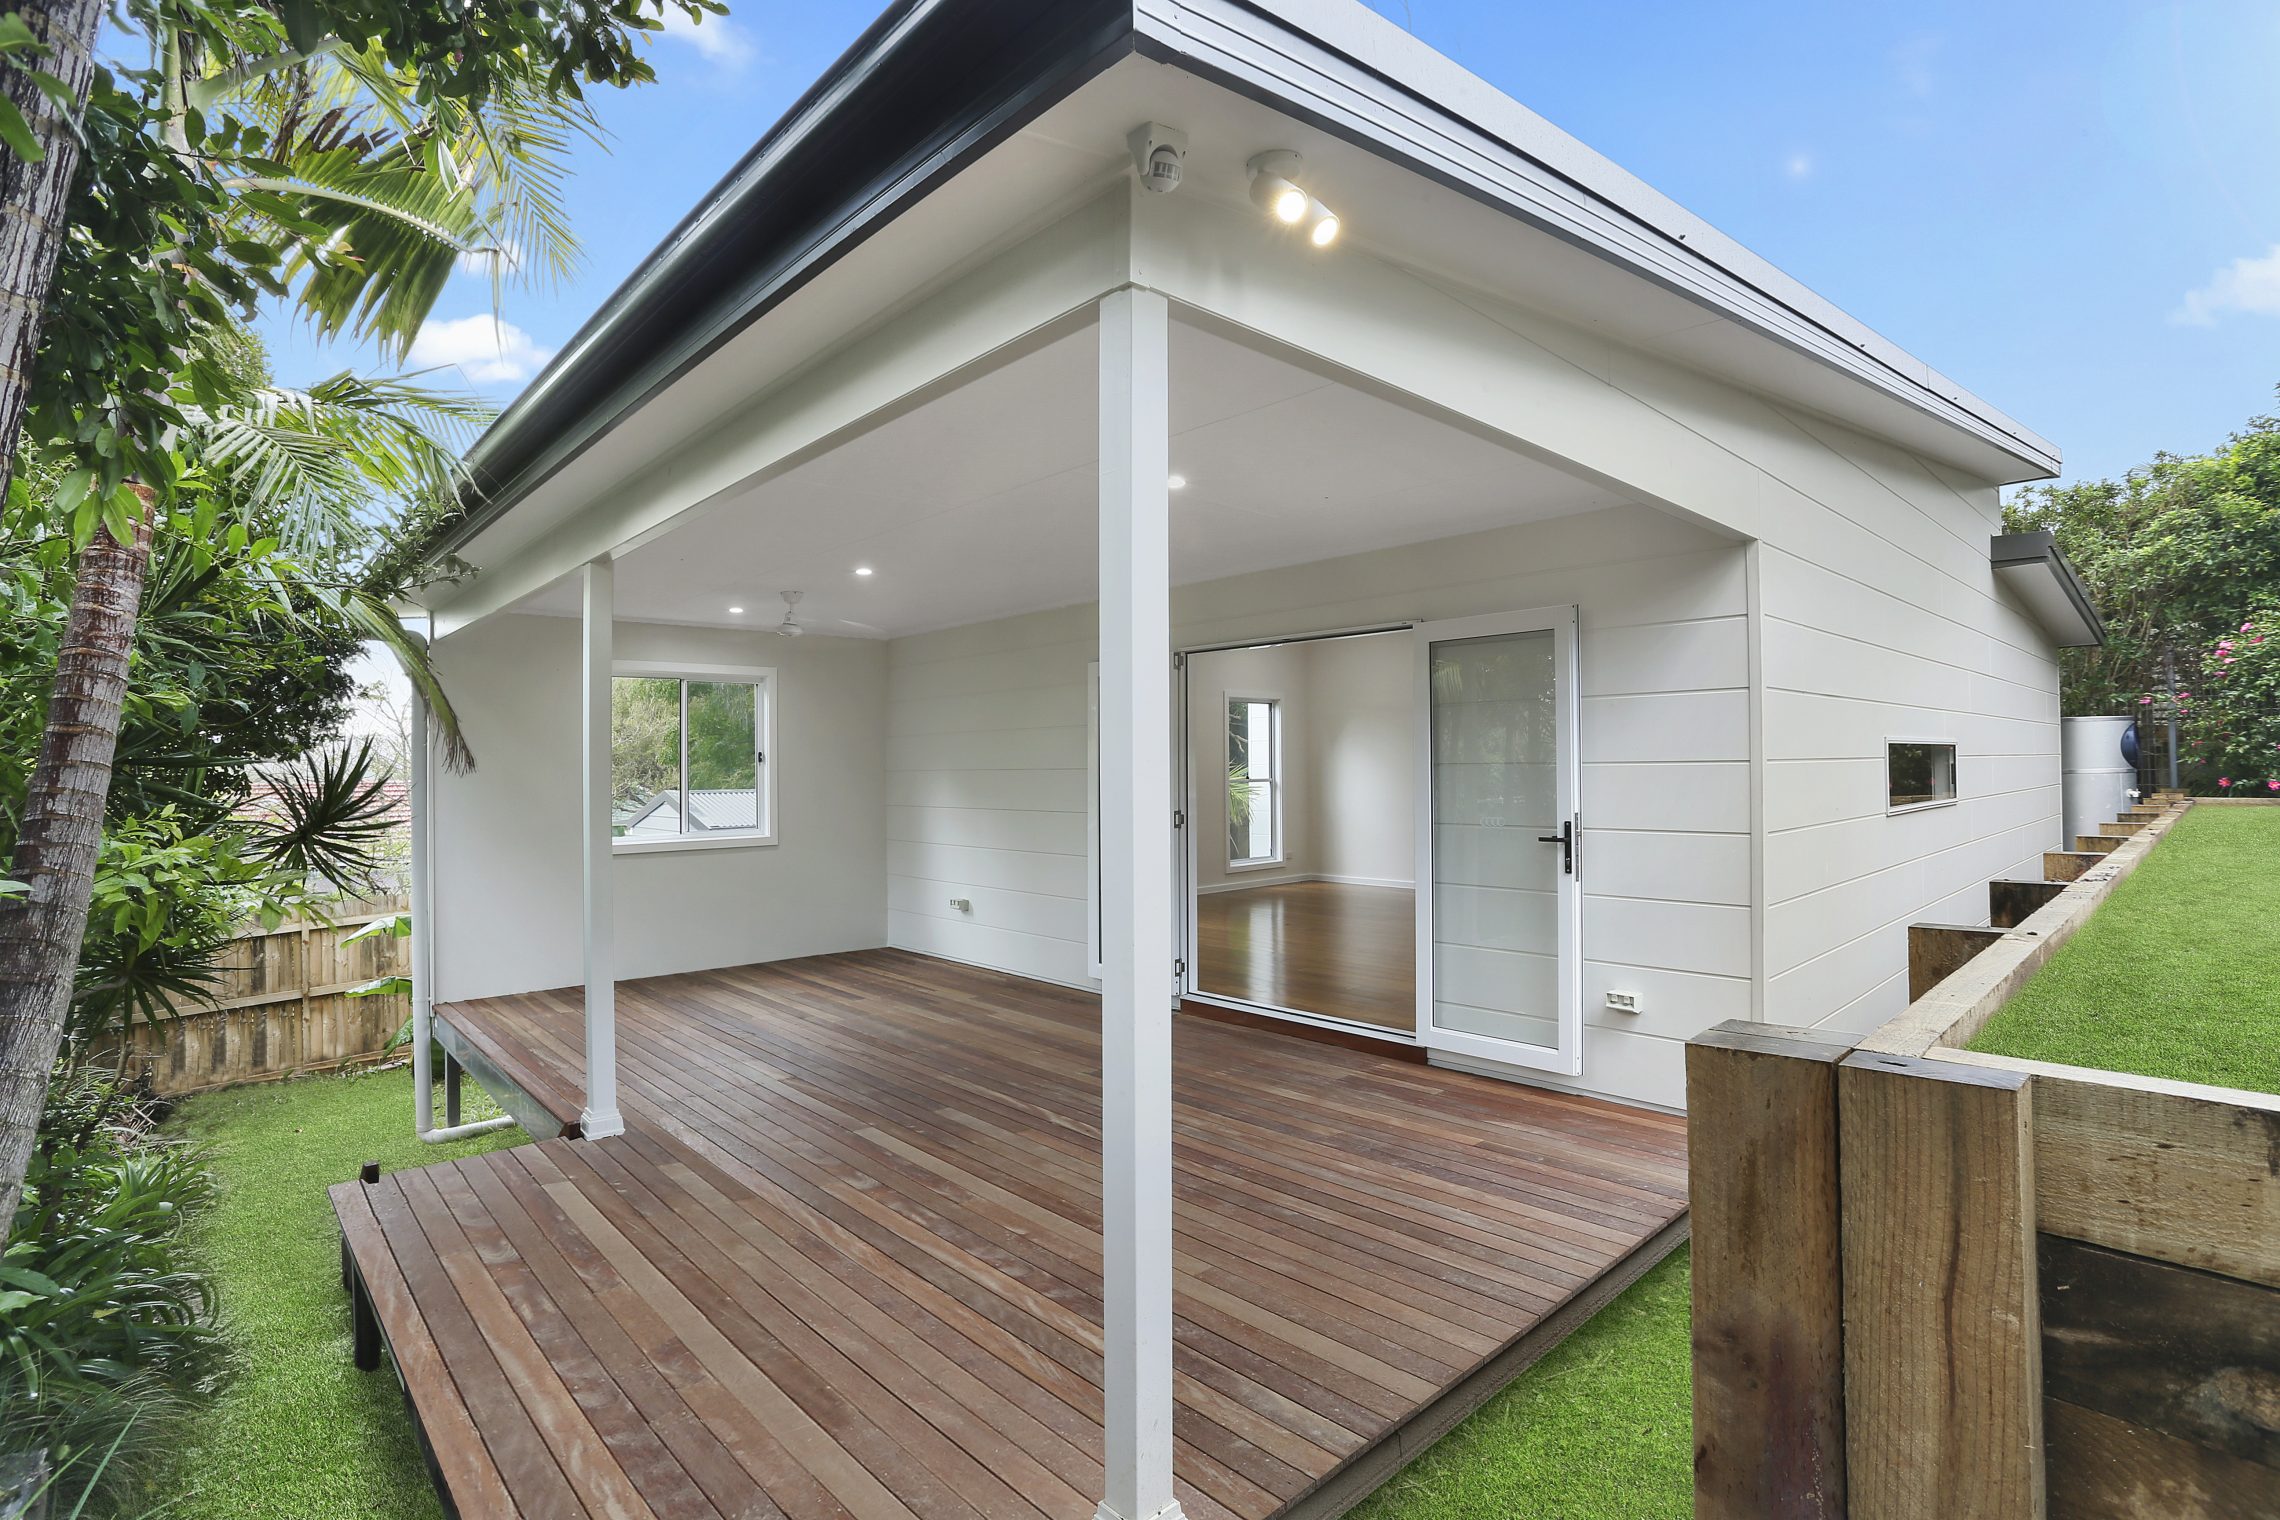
top-left (335, 949), bottom-right (1688, 1520)
top-left (1195, 881), bottom-right (1415, 1032)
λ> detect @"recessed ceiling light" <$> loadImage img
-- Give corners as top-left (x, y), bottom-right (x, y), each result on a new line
top-left (854, 566), bottom-right (874, 577)
top-left (728, 605), bottom-right (744, 614)
top-left (1167, 474), bottom-right (1188, 490)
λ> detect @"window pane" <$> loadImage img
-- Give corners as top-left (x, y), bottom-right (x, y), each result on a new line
top-left (685, 681), bottom-right (760, 833)
top-left (611, 677), bottom-right (682, 839)
top-left (1888, 742), bottom-right (1957, 808)
top-left (1226, 697), bottom-right (1277, 863)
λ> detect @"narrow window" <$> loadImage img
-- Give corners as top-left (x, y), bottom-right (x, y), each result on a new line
top-left (1227, 696), bottom-right (1281, 867)
top-left (612, 669), bottom-right (773, 846)
top-left (1887, 740), bottom-right (1957, 811)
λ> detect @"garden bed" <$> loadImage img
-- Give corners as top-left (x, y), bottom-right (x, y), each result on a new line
top-left (1968, 803), bottom-right (2280, 1092)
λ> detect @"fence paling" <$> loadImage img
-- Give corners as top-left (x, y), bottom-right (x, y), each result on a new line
top-left (113, 894), bottom-right (409, 1094)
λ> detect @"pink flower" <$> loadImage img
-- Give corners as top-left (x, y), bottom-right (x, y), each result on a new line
top-left (2219, 777), bottom-right (2232, 788)
top-left (2268, 780), bottom-right (2279, 792)
top-left (2140, 695), bottom-right (2154, 705)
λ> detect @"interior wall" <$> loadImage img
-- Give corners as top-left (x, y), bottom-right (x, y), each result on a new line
top-left (1302, 632), bottom-right (1415, 887)
top-left (429, 613), bottom-right (888, 1002)
top-left (885, 501), bottom-right (1751, 1110)
top-left (1185, 642), bottom-right (1312, 893)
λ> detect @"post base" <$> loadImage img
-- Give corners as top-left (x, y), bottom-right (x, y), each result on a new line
top-left (1094, 1502), bottom-right (1186, 1520)
top-left (580, 1108), bottom-right (626, 1139)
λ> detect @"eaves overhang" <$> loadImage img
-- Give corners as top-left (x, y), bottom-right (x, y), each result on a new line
top-left (432, 0), bottom-right (2062, 568)
top-left (1991, 529), bottom-right (2105, 649)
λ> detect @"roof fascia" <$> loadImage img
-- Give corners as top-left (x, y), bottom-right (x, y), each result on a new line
top-left (436, 0), bottom-right (1138, 560)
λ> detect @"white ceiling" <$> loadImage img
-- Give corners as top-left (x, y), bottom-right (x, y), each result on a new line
top-left (514, 315), bottom-right (1630, 637)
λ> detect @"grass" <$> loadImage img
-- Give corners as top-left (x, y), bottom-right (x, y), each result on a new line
top-left (163, 1065), bottom-right (523, 1520)
top-left (1969, 805), bottom-right (2280, 1093)
top-left (1351, 1248), bottom-right (1692, 1520)
top-left (160, 1064), bottom-right (1691, 1520)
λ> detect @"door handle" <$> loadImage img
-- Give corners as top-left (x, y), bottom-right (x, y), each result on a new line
top-left (1537, 819), bottom-right (1574, 876)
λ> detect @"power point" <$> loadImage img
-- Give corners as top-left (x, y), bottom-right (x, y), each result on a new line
top-left (1604, 990), bottom-right (1641, 1014)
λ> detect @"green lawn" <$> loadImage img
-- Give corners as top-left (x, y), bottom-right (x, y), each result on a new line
top-left (1970, 805), bottom-right (2280, 1092)
top-left (1349, 1250), bottom-right (1691, 1520)
top-left (165, 1067), bottom-right (523, 1520)
top-left (165, 1067), bottom-right (1691, 1520)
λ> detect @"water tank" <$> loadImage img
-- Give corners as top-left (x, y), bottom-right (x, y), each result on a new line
top-left (2061, 716), bottom-right (2139, 851)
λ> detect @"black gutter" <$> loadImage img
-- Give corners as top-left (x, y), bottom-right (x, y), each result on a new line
top-left (436, 0), bottom-right (1137, 562)
top-left (1991, 529), bottom-right (2106, 646)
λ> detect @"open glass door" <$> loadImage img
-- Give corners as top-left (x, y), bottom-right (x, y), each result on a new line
top-left (1414, 606), bottom-right (1581, 1074)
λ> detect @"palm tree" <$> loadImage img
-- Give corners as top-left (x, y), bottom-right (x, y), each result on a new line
top-left (0, 0), bottom-right (599, 1233)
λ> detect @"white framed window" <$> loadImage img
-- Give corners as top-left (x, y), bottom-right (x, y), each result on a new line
top-left (610, 661), bottom-right (776, 853)
top-left (1887, 738), bottom-right (1958, 813)
top-left (1226, 694), bottom-right (1282, 868)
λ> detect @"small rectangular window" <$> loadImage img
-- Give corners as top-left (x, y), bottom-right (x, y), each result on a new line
top-left (612, 667), bottom-right (774, 849)
top-left (1227, 696), bottom-right (1281, 867)
top-left (1887, 740), bottom-right (1957, 811)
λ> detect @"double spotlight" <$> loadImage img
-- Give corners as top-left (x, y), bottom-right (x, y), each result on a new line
top-left (1246, 150), bottom-right (1339, 248)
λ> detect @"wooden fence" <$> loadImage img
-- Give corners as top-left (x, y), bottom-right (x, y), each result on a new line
top-left (1690, 796), bottom-right (2280, 1519)
top-left (109, 893), bottom-right (410, 1095)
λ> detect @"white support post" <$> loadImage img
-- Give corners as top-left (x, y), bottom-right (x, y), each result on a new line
top-left (580, 558), bottom-right (624, 1139)
top-left (1095, 286), bottom-right (1182, 1520)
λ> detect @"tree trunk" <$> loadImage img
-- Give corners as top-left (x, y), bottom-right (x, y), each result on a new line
top-left (0, 0), bottom-right (105, 481)
top-left (0, 495), bottom-right (153, 1241)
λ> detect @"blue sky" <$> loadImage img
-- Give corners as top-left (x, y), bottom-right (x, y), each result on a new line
top-left (258, 0), bottom-right (2280, 488)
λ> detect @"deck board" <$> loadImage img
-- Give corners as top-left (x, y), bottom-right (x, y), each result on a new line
top-left (338, 948), bottom-right (1687, 1519)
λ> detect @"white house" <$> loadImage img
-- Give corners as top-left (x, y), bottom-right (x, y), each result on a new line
top-left (394, 4), bottom-right (2098, 1515)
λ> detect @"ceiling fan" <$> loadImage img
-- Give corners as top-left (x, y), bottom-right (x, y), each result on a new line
top-left (767, 590), bottom-right (884, 639)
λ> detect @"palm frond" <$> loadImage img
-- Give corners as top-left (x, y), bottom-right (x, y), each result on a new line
top-left (345, 596), bottom-right (475, 772)
top-left (177, 370), bottom-right (490, 557)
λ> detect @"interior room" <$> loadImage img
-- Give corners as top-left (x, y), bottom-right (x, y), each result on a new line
top-left (1185, 630), bottom-right (1416, 1032)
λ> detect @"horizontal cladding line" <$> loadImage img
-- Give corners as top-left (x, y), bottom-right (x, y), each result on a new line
top-left (1581, 685), bottom-right (1753, 701)
top-left (1765, 831), bottom-right (2057, 920)
top-left (883, 721), bottom-right (1089, 742)
top-left (1580, 890), bottom-right (1751, 911)
top-left (888, 873), bottom-right (1080, 904)
top-left (1578, 826), bottom-right (1752, 838)
top-left (1760, 552), bottom-right (2065, 670)
top-left (1764, 749), bottom-right (2059, 765)
top-left (1765, 790), bottom-right (2059, 838)
top-left (884, 838), bottom-right (1087, 863)
top-left (883, 801), bottom-right (1088, 817)
top-left (1581, 963), bottom-right (1750, 984)
top-left (887, 906), bottom-right (1081, 943)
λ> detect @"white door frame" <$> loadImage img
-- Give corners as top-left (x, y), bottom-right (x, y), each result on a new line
top-left (1413, 604), bottom-right (1583, 1076)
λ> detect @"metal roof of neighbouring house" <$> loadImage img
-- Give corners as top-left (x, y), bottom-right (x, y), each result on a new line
top-left (430, 0), bottom-right (2061, 569)
top-left (614, 789), bottom-right (762, 838)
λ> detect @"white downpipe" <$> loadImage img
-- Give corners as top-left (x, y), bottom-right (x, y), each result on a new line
top-left (409, 667), bottom-right (515, 1145)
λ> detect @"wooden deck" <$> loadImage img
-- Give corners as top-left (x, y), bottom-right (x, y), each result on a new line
top-left (334, 949), bottom-right (1688, 1520)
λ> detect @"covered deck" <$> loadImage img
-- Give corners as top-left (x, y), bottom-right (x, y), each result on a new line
top-left (335, 949), bottom-right (1687, 1519)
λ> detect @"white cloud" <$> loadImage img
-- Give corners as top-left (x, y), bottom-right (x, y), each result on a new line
top-left (2174, 245), bottom-right (2280, 326)
top-left (1784, 150), bottom-right (1815, 181)
top-left (656, 7), bottom-right (755, 67)
top-left (407, 314), bottom-right (557, 384)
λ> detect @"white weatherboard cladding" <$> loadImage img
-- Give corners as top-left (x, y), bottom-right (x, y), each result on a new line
top-left (886, 503), bottom-right (1749, 1110)
top-left (428, 613), bottom-right (888, 1003)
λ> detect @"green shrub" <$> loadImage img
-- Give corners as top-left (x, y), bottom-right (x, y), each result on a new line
top-left (2, 1069), bottom-right (224, 1513)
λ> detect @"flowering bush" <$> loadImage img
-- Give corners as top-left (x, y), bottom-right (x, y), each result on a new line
top-left (2167, 607), bottom-right (2280, 793)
